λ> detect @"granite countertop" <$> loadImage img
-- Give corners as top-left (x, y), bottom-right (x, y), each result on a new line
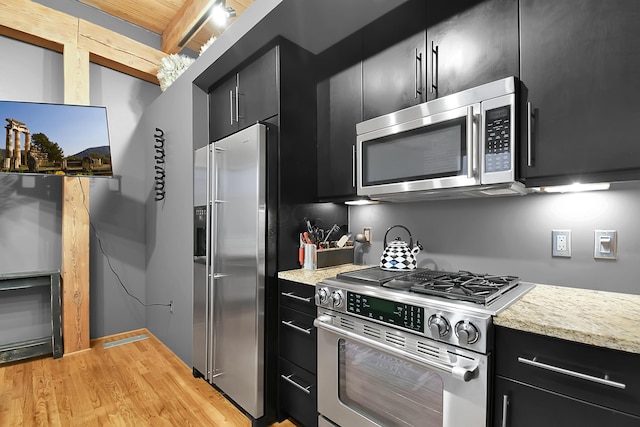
top-left (278, 264), bottom-right (371, 286)
top-left (495, 284), bottom-right (640, 354)
top-left (279, 265), bottom-right (640, 355)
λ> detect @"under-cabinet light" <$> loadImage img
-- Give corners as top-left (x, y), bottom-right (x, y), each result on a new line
top-left (344, 199), bottom-right (379, 206)
top-left (536, 182), bottom-right (611, 193)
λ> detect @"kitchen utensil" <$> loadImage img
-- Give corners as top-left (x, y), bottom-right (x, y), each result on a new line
top-left (323, 224), bottom-right (340, 243)
top-left (379, 225), bottom-right (422, 271)
top-left (336, 234), bottom-right (351, 248)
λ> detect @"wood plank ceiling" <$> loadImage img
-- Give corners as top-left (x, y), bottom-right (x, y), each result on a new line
top-left (78, 0), bottom-right (254, 54)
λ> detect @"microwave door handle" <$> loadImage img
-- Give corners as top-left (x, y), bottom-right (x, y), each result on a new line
top-left (352, 144), bottom-right (356, 188)
top-left (527, 102), bottom-right (533, 167)
top-left (466, 106), bottom-right (475, 179)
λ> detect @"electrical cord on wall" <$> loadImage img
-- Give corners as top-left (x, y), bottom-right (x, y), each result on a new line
top-left (77, 177), bottom-right (171, 310)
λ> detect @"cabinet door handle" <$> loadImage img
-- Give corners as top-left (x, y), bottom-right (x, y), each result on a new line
top-left (235, 86), bottom-right (240, 123)
top-left (517, 357), bottom-right (626, 389)
top-left (501, 394), bottom-right (509, 427)
top-left (430, 41), bottom-right (438, 96)
top-left (229, 90), bottom-right (234, 125)
top-left (280, 291), bottom-right (312, 303)
top-left (415, 48), bottom-right (423, 99)
top-left (282, 320), bottom-right (312, 335)
top-left (280, 374), bottom-right (312, 394)
top-left (527, 102), bottom-right (533, 167)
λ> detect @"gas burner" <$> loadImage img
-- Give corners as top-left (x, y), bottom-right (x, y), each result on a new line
top-left (407, 270), bottom-right (519, 305)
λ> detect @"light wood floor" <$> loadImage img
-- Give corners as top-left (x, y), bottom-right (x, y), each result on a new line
top-left (0, 329), bottom-right (297, 427)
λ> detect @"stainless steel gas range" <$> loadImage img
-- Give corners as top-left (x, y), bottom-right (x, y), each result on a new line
top-left (314, 267), bottom-right (534, 427)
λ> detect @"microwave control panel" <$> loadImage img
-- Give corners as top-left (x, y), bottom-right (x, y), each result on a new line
top-left (485, 106), bottom-right (511, 173)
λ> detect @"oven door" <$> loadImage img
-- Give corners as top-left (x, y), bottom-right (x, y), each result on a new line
top-left (357, 104), bottom-right (480, 198)
top-left (315, 312), bottom-right (488, 427)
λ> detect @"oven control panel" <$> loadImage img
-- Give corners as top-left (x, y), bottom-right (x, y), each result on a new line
top-left (347, 292), bottom-right (424, 333)
top-left (315, 281), bottom-right (494, 353)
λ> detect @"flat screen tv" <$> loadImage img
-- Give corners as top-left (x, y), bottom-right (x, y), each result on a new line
top-left (0, 100), bottom-right (112, 177)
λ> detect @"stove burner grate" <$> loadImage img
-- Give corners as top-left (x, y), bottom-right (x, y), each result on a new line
top-left (406, 270), bottom-right (520, 305)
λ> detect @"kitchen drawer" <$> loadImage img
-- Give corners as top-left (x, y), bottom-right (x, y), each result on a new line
top-left (279, 358), bottom-right (318, 427)
top-left (493, 377), bottom-right (640, 427)
top-left (279, 306), bottom-right (316, 373)
top-left (495, 326), bottom-right (640, 417)
top-left (279, 279), bottom-right (316, 316)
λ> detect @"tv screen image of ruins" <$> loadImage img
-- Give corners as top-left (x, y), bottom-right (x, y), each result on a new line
top-left (1, 100), bottom-right (112, 176)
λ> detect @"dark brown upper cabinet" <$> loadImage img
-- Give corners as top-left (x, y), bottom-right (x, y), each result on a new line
top-left (426, 0), bottom-right (519, 101)
top-left (519, 0), bottom-right (640, 186)
top-left (209, 47), bottom-right (278, 143)
top-left (362, 0), bottom-right (427, 120)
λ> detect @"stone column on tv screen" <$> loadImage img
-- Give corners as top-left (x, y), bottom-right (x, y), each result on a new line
top-left (3, 118), bottom-right (30, 170)
top-left (22, 131), bottom-right (31, 166)
top-left (4, 122), bottom-right (12, 169)
top-left (13, 128), bottom-right (21, 169)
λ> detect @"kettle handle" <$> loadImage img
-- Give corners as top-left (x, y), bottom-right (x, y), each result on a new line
top-left (383, 225), bottom-right (413, 248)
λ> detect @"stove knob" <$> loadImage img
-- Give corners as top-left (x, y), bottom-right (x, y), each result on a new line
top-left (331, 290), bottom-right (344, 308)
top-left (427, 314), bottom-right (450, 338)
top-left (455, 321), bottom-right (479, 345)
top-left (315, 288), bottom-right (329, 305)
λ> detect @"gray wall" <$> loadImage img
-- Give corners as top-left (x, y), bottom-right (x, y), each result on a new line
top-left (142, 74), bottom-right (202, 365)
top-left (350, 181), bottom-right (640, 295)
top-left (88, 62), bottom-right (160, 338)
top-left (0, 34), bottom-right (160, 344)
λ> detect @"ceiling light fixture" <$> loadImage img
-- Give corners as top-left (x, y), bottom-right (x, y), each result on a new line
top-left (536, 182), bottom-right (611, 193)
top-left (211, 1), bottom-right (236, 27)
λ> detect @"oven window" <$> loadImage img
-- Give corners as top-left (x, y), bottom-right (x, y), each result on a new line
top-left (338, 339), bottom-right (444, 426)
top-left (362, 116), bottom-right (466, 186)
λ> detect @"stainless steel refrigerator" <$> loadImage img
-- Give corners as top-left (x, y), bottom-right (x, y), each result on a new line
top-left (193, 123), bottom-right (267, 420)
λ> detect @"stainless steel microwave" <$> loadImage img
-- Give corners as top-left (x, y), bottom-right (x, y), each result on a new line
top-left (356, 77), bottom-right (529, 201)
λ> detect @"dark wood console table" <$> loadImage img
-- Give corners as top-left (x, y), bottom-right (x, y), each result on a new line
top-left (0, 269), bottom-right (63, 363)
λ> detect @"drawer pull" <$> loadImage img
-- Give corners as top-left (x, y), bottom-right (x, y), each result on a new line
top-left (517, 357), bottom-right (626, 389)
top-left (281, 374), bottom-right (311, 394)
top-left (282, 320), bottom-right (312, 335)
top-left (501, 394), bottom-right (509, 427)
top-left (281, 291), bottom-right (312, 303)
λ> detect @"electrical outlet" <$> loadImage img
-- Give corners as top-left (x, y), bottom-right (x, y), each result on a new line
top-left (363, 227), bottom-right (372, 243)
top-left (557, 235), bottom-right (567, 251)
top-left (552, 230), bottom-right (571, 257)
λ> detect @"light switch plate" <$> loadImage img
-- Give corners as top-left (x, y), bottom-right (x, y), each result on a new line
top-left (594, 230), bottom-right (617, 259)
top-left (552, 230), bottom-right (571, 257)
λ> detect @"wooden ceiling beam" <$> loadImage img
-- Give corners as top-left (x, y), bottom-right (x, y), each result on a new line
top-left (79, 20), bottom-right (165, 84)
top-left (162, 0), bottom-right (215, 54)
top-left (0, 0), bottom-right (163, 84)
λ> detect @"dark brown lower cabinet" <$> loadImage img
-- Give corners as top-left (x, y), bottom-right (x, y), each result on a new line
top-left (278, 280), bottom-right (318, 427)
top-left (494, 377), bottom-right (640, 427)
top-left (493, 326), bottom-right (640, 427)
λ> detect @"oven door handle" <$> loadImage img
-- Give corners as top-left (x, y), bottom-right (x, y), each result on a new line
top-left (314, 316), bottom-right (478, 382)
